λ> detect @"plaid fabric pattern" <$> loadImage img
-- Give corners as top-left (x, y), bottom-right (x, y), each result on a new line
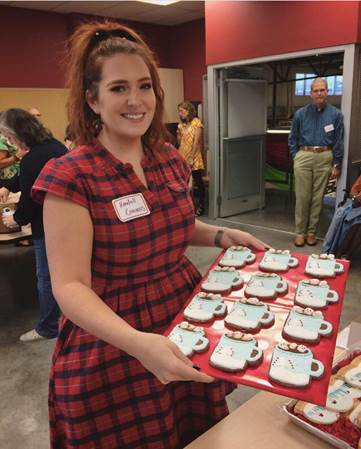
top-left (32, 140), bottom-right (231, 449)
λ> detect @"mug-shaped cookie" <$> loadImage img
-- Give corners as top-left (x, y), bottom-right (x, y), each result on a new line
top-left (201, 266), bottom-right (244, 293)
top-left (294, 279), bottom-right (338, 309)
top-left (184, 292), bottom-right (227, 323)
top-left (245, 273), bottom-right (288, 300)
top-left (219, 246), bottom-right (256, 268)
top-left (168, 321), bottom-right (209, 357)
top-left (326, 377), bottom-right (361, 413)
top-left (225, 297), bottom-right (274, 332)
top-left (269, 342), bottom-right (324, 387)
top-left (209, 331), bottom-right (262, 372)
top-left (259, 249), bottom-right (299, 272)
top-left (283, 306), bottom-right (332, 343)
top-left (305, 254), bottom-right (344, 278)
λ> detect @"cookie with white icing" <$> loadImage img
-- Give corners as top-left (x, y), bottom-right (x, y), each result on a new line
top-left (283, 306), bottom-right (332, 343)
top-left (259, 249), bottom-right (299, 272)
top-left (168, 321), bottom-right (209, 357)
top-left (209, 331), bottom-right (263, 372)
top-left (244, 272), bottom-right (288, 300)
top-left (201, 266), bottom-right (244, 294)
top-left (183, 292), bottom-right (227, 323)
top-left (294, 400), bottom-right (340, 425)
top-left (305, 253), bottom-right (344, 278)
top-left (348, 401), bottom-right (361, 429)
top-left (336, 355), bottom-right (361, 389)
top-left (326, 376), bottom-right (361, 413)
top-left (219, 246), bottom-right (256, 268)
top-left (269, 342), bottom-right (324, 387)
top-left (224, 297), bottom-right (274, 333)
top-left (294, 279), bottom-right (338, 310)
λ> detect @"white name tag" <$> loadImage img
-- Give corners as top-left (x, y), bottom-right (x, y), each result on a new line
top-left (324, 124), bottom-right (334, 133)
top-left (112, 193), bottom-right (150, 222)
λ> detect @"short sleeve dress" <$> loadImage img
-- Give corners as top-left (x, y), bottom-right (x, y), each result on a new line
top-left (32, 139), bottom-right (231, 449)
top-left (178, 118), bottom-right (204, 171)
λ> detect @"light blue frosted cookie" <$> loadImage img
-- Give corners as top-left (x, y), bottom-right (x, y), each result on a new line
top-left (184, 292), bottom-right (226, 323)
top-left (168, 321), bottom-right (209, 357)
top-left (259, 249), bottom-right (298, 272)
top-left (201, 266), bottom-right (244, 293)
top-left (225, 297), bottom-right (274, 332)
top-left (305, 253), bottom-right (344, 278)
top-left (209, 331), bottom-right (263, 372)
top-left (294, 278), bottom-right (338, 309)
top-left (283, 306), bottom-right (332, 343)
top-left (245, 272), bottom-right (288, 300)
top-left (219, 246), bottom-right (256, 268)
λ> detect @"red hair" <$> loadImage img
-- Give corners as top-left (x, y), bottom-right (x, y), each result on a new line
top-left (65, 21), bottom-right (167, 147)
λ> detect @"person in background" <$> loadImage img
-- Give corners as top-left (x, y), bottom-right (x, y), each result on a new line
top-left (31, 21), bottom-right (268, 449)
top-left (64, 124), bottom-right (74, 150)
top-left (288, 77), bottom-right (344, 247)
top-left (0, 132), bottom-right (28, 180)
top-left (0, 108), bottom-right (67, 342)
top-left (322, 174), bottom-right (361, 258)
top-left (28, 107), bottom-right (42, 121)
top-left (177, 101), bottom-right (206, 216)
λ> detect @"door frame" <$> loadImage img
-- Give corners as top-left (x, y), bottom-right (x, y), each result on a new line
top-left (207, 44), bottom-right (356, 219)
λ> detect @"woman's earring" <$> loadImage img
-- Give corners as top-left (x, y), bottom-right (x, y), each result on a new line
top-left (93, 114), bottom-right (103, 135)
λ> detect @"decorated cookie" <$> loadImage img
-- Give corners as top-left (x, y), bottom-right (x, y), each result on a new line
top-left (336, 356), bottom-right (361, 389)
top-left (269, 342), bottom-right (324, 387)
top-left (294, 279), bottom-right (338, 309)
top-left (305, 253), bottom-right (344, 278)
top-left (294, 400), bottom-right (340, 425)
top-left (209, 331), bottom-right (263, 372)
top-left (326, 376), bottom-right (361, 413)
top-left (201, 266), bottom-right (244, 294)
top-left (224, 297), bottom-right (274, 332)
top-left (219, 246), bottom-right (256, 268)
top-left (259, 249), bottom-right (299, 272)
top-left (349, 401), bottom-right (361, 428)
top-left (168, 321), bottom-right (209, 357)
top-left (183, 292), bottom-right (227, 323)
top-left (283, 306), bottom-right (332, 343)
top-left (244, 273), bottom-right (288, 300)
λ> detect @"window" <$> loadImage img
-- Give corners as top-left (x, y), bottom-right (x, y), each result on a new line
top-left (295, 74), bottom-right (343, 96)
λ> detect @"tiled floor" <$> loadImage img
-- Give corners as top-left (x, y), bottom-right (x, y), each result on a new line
top-left (0, 217), bottom-right (360, 448)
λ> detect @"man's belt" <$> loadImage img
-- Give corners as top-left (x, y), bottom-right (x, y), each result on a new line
top-left (299, 146), bottom-right (332, 153)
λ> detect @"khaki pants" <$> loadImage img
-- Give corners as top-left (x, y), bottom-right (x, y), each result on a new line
top-left (293, 150), bottom-right (333, 235)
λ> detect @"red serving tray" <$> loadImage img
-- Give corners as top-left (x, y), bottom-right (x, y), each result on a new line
top-left (164, 250), bottom-right (350, 406)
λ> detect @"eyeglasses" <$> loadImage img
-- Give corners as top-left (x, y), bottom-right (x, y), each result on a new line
top-left (88, 29), bottom-right (138, 54)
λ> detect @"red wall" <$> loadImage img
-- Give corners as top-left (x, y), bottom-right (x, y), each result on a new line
top-left (0, 6), bottom-right (205, 100)
top-left (205, 1), bottom-right (361, 65)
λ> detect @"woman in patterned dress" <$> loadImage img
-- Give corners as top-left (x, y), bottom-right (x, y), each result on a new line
top-left (177, 101), bottom-right (206, 216)
top-left (32, 21), bottom-right (267, 449)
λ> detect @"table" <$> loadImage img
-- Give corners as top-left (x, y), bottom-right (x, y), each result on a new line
top-left (185, 347), bottom-right (344, 449)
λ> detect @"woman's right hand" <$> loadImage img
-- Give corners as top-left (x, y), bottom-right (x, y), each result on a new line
top-left (131, 331), bottom-right (214, 384)
top-left (15, 148), bottom-right (29, 160)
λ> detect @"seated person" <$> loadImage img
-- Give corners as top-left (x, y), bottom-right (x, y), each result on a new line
top-left (322, 175), bottom-right (361, 258)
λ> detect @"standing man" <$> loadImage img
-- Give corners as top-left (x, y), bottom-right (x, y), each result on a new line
top-left (289, 77), bottom-right (344, 247)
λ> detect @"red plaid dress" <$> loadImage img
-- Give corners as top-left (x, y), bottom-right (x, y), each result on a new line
top-left (32, 140), bottom-right (231, 449)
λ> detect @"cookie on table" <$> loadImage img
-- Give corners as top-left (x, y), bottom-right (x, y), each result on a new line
top-left (336, 356), bottom-right (361, 389)
top-left (219, 245), bottom-right (256, 268)
top-left (183, 292), bottom-right (227, 323)
top-left (201, 265), bottom-right (244, 294)
top-left (244, 272), bottom-right (288, 300)
top-left (294, 400), bottom-right (340, 425)
top-left (305, 253), bottom-right (344, 278)
top-left (168, 321), bottom-right (209, 357)
top-left (269, 342), bottom-right (324, 388)
top-left (327, 376), bottom-right (361, 413)
top-left (209, 331), bottom-right (263, 373)
top-left (259, 249), bottom-right (299, 272)
top-left (283, 306), bottom-right (332, 343)
top-left (224, 297), bottom-right (274, 333)
top-left (348, 401), bottom-right (361, 428)
top-left (294, 278), bottom-right (339, 309)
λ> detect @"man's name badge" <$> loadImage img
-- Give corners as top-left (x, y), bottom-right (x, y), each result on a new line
top-left (112, 193), bottom-right (150, 222)
top-left (324, 124), bottom-right (335, 132)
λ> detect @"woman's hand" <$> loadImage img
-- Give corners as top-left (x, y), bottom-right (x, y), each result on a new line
top-left (131, 332), bottom-right (214, 385)
top-left (220, 228), bottom-right (269, 251)
top-left (2, 212), bottom-right (18, 228)
top-left (15, 148), bottom-right (29, 160)
top-left (0, 187), bottom-right (10, 203)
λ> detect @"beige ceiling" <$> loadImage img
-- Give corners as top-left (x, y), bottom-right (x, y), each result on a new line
top-left (0, 1), bottom-right (205, 25)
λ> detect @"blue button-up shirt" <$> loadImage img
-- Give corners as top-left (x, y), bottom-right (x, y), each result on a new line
top-left (288, 103), bottom-right (344, 166)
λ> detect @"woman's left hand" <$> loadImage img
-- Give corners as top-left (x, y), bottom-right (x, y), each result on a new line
top-left (2, 213), bottom-right (18, 228)
top-left (220, 228), bottom-right (269, 251)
